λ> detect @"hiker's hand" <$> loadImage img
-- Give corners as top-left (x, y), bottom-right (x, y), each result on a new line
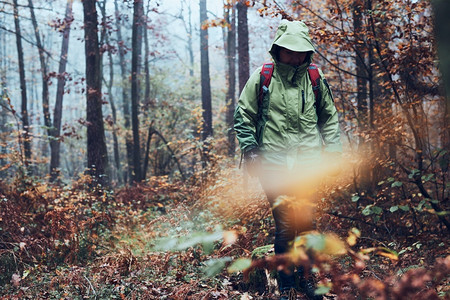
top-left (244, 148), bottom-right (261, 177)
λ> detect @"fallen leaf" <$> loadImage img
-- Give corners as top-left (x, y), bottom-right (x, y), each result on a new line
top-left (11, 273), bottom-right (21, 287)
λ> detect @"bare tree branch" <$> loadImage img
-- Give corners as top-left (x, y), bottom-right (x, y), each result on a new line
top-left (0, 25), bottom-right (53, 57)
top-left (0, 1), bottom-right (52, 10)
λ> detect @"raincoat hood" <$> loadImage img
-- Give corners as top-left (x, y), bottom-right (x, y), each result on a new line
top-left (269, 20), bottom-right (315, 62)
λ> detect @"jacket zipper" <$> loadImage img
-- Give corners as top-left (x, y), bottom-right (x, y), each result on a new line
top-left (301, 90), bottom-right (305, 114)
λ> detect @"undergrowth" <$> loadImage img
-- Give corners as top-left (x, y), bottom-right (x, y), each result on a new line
top-left (0, 159), bottom-right (449, 299)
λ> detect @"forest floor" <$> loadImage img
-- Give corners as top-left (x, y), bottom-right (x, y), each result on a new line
top-left (0, 167), bottom-right (449, 299)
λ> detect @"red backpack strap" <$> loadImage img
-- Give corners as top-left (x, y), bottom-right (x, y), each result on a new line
top-left (259, 63), bottom-right (274, 104)
top-left (307, 63), bottom-right (321, 105)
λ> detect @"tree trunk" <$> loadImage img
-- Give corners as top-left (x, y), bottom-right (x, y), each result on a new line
top-left (200, 0), bottom-right (212, 140)
top-left (142, 5), bottom-right (153, 180)
top-left (353, 0), bottom-right (368, 141)
top-left (143, 121), bottom-right (154, 180)
top-left (0, 27), bottom-right (5, 86)
top-left (353, 0), bottom-right (371, 192)
top-left (225, 2), bottom-right (236, 157)
top-left (431, 0), bottom-right (450, 149)
top-left (0, 89), bottom-right (7, 173)
top-left (13, 0), bottom-right (31, 167)
top-left (98, 0), bottom-right (121, 184)
top-left (107, 27), bottom-right (122, 184)
top-left (107, 54), bottom-right (121, 184)
top-left (237, 0), bottom-right (250, 188)
top-left (186, 1), bottom-right (194, 77)
top-left (1, 26), bottom-right (8, 173)
top-left (237, 0), bottom-right (249, 94)
top-left (114, 0), bottom-right (133, 183)
top-left (130, 0), bottom-right (144, 182)
top-left (83, 0), bottom-right (109, 184)
top-left (50, 0), bottom-right (73, 181)
top-left (144, 5), bottom-right (151, 108)
top-left (28, 0), bottom-right (50, 130)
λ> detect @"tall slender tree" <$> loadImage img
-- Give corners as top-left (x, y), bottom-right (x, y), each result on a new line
top-left (352, 0), bottom-right (371, 190)
top-left (142, 3), bottom-right (153, 180)
top-left (114, 0), bottom-right (133, 183)
top-left (432, 0), bottom-right (450, 149)
top-left (1, 13), bottom-right (9, 172)
top-left (99, 0), bottom-right (122, 184)
top-left (105, 50), bottom-right (121, 184)
top-left (353, 1), bottom-right (368, 134)
top-left (13, 0), bottom-right (31, 167)
top-left (236, 0), bottom-right (249, 187)
top-left (130, 0), bottom-right (144, 182)
top-left (0, 61), bottom-right (8, 176)
top-left (50, 0), bottom-right (73, 181)
top-left (28, 0), bottom-right (50, 135)
top-left (144, 3), bottom-right (151, 109)
top-left (225, 1), bottom-right (236, 156)
top-left (82, 0), bottom-right (109, 183)
top-left (237, 0), bottom-right (249, 94)
top-left (200, 0), bottom-right (212, 140)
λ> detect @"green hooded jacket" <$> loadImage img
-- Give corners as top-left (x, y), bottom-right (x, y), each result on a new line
top-left (234, 20), bottom-right (342, 170)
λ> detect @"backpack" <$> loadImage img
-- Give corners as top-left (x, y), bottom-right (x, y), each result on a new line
top-left (239, 63), bottom-right (323, 170)
top-left (258, 62), bottom-right (322, 111)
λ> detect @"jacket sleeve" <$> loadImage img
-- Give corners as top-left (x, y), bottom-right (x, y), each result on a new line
top-left (316, 69), bottom-right (343, 154)
top-left (233, 68), bottom-right (262, 152)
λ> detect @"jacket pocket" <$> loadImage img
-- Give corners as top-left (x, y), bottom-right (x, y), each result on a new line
top-left (301, 90), bottom-right (305, 114)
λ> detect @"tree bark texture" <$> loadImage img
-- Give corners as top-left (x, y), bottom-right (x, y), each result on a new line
top-left (200, 0), bottom-right (212, 140)
top-left (114, 0), bottom-right (133, 183)
top-left (130, 0), bottom-right (144, 182)
top-left (28, 0), bottom-right (50, 130)
top-left (144, 6), bottom-right (151, 109)
top-left (143, 121), bottom-right (154, 180)
top-left (97, 0), bottom-right (121, 184)
top-left (352, 0), bottom-right (372, 191)
top-left (352, 0), bottom-right (368, 139)
top-left (83, 0), bottom-right (109, 183)
top-left (107, 27), bottom-right (122, 184)
top-left (225, 3), bottom-right (236, 156)
top-left (50, 0), bottom-right (73, 181)
top-left (1, 29), bottom-right (9, 175)
top-left (237, 0), bottom-right (249, 94)
top-left (431, 0), bottom-right (450, 149)
top-left (13, 0), bottom-right (31, 166)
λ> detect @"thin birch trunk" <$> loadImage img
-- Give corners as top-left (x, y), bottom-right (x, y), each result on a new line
top-left (50, 0), bottom-right (73, 181)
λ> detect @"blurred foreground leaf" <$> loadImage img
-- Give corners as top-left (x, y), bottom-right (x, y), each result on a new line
top-left (227, 258), bottom-right (252, 274)
top-left (153, 230), bottom-right (223, 254)
top-left (202, 257), bottom-right (232, 277)
top-left (295, 233), bottom-right (346, 255)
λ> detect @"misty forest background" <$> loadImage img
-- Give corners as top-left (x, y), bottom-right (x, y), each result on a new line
top-left (0, 0), bottom-right (449, 299)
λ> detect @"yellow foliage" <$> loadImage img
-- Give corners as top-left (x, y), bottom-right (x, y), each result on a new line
top-left (322, 234), bottom-right (347, 256)
top-left (346, 227), bottom-right (361, 246)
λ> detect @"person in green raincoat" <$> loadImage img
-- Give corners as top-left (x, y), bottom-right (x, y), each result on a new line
top-left (234, 20), bottom-right (342, 300)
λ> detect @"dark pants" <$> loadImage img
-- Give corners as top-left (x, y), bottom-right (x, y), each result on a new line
top-left (261, 173), bottom-right (317, 292)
